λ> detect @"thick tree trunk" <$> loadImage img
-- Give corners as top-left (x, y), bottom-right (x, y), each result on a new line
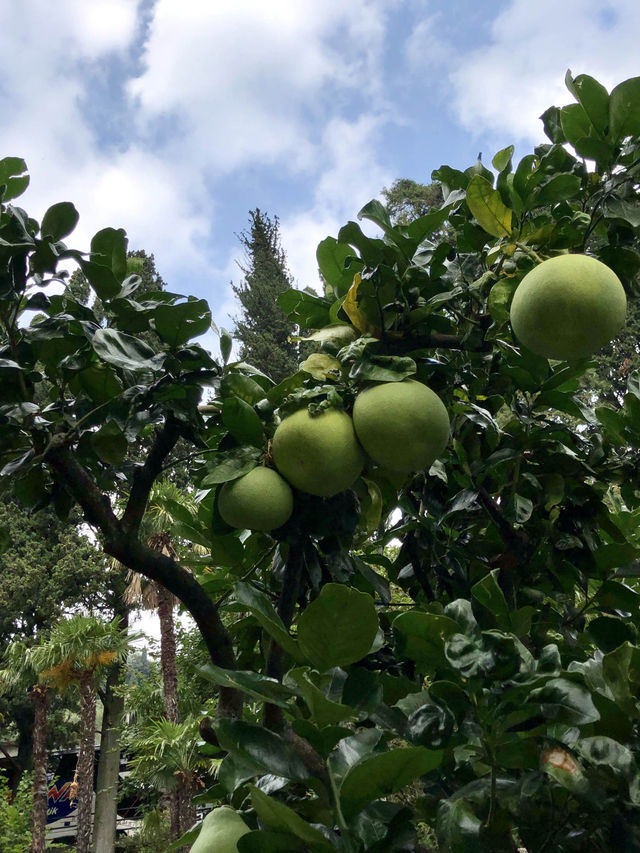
top-left (92, 640), bottom-right (127, 852)
top-left (76, 674), bottom-right (97, 853)
top-left (29, 685), bottom-right (48, 853)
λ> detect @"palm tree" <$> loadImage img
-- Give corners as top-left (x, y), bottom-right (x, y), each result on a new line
top-left (120, 480), bottom-right (204, 843)
top-left (0, 642), bottom-right (48, 853)
top-left (29, 614), bottom-right (136, 853)
top-left (128, 717), bottom-right (212, 847)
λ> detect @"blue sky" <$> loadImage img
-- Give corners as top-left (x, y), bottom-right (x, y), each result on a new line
top-left (1, 0), bottom-right (638, 348)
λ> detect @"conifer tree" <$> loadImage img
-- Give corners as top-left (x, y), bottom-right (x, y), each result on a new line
top-left (231, 209), bottom-right (298, 383)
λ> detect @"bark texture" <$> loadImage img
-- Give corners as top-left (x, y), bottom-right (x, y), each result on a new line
top-left (29, 685), bottom-right (48, 853)
top-left (76, 674), bottom-right (97, 853)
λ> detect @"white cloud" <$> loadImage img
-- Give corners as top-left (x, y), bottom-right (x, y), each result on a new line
top-left (127, 0), bottom-right (390, 174)
top-left (447, 0), bottom-right (640, 143)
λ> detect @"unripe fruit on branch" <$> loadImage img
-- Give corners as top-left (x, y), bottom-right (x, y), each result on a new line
top-left (272, 408), bottom-right (364, 497)
top-left (509, 254), bottom-right (626, 361)
top-left (218, 467), bottom-right (293, 531)
top-left (353, 379), bottom-right (450, 474)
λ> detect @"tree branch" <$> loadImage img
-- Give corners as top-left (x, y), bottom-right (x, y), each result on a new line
top-left (45, 445), bottom-right (242, 718)
top-left (121, 417), bottom-right (182, 535)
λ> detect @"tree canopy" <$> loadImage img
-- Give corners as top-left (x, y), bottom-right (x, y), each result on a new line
top-left (2, 70), bottom-right (640, 851)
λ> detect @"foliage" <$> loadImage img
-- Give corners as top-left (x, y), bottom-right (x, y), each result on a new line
top-left (3, 71), bottom-right (640, 851)
top-left (381, 178), bottom-right (444, 225)
top-left (231, 209), bottom-right (299, 383)
top-left (0, 771), bottom-right (31, 853)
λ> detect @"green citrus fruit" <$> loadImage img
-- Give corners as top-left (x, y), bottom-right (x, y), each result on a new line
top-left (510, 254), bottom-right (626, 360)
top-left (272, 408), bottom-right (364, 497)
top-left (189, 806), bottom-right (250, 853)
top-left (218, 467), bottom-right (293, 531)
top-left (353, 380), bottom-right (449, 473)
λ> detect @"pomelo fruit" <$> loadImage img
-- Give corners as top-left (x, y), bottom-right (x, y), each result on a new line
top-left (218, 466), bottom-right (293, 531)
top-left (510, 254), bottom-right (626, 360)
top-left (272, 408), bottom-right (364, 497)
top-left (353, 380), bottom-right (449, 473)
top-left (189, 806), bottom-right (250, 853)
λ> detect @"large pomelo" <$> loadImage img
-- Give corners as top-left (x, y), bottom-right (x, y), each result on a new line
top-left (272, 408), bottom-right (364, 497)
top-left (189, 806), bottom-right (250, 852)
top-left (510, 254), bottom-right (626, 360)
top-left (218, 467), bottom-right (293, 531)
top-left (353, 380), bottom-right (449, 474)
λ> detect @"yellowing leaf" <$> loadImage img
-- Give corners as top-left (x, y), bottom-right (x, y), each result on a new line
top-left (342, 274), bottom-right (381, 337)
top-left (299, 352), bottom-right (342, 381)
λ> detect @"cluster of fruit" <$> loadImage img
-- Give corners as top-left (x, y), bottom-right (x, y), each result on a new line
top-left (218, 253), bottom-right (627, 535)
top-left (218, 378), bottom-right (450, 532)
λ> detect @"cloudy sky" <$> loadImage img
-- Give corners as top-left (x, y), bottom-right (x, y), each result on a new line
top-left (1, 0), bottom-right (638, 342)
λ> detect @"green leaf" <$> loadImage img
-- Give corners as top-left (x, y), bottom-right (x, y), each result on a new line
top-left (239, 831), bottom-right (304, 853)
top-left (90, 420), bottom-right (128, 464)
top-left (560, 103), bottom-right (592, 146)
top-left (466, 175), bottom-right (512, 238)
top-left (216, 720), bottom-right (310, 781)
top-left (436, 799), bottom-right (482, 853)
top-left (90, 227), bottom-right (128, 284)
top-left (393, 612), bottom-right (459, 671)
top-left (222, 372), bottom-right (268, 405)
top-left (199, 663), bottom-right (295, 708)
top-left (339, 747), bottom-right (443, 818)
top-left (528, 677), bottom-right (600, 725)
top-left (471, 570), bottom-right (511, 631)
top-left (222, 397), bottom-right (264, 447)
top-left (201, 447), bottom-right (261, 485)
top-left (91, 328), bottom-right (160, 372)
top-left (234, 582), bottom-right (301, 660)
top-left (587, 616), bottom-right (636, 653)
top-left (0, 157), bottom-right (29, 201)
top-left (492, 146), bottom-right (514, 173)
top-left (40, 202), bottom-right (79, 241)
top-left (609, 76), bottom-right (640, 142)
top-left (316, 237), bottom-right (361, 297)
top-left (154, 299), bottom-right (211, 347)
top-left (565, 70), bottom-right (610, 136)
top-left (249, 787), bottom-right (333, 852)
top-left (540, 107), bottom-right (567, 144)
top-left (220, 329), bottom-right (233, 364)
top-left (277, 289), bottom-right (330, 329)
top-left (535, 174), bottom-right (582, 204)
top-left (297, 584), bottom-right (378, 671)
top-left (284, 667), bottom-right (352, 726)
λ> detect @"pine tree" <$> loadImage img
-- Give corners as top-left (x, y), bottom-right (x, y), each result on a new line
top-left (231, 210), bottom-right (298, 383)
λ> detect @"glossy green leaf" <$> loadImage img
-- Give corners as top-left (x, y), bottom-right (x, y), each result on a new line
top-left (466, 175), bottom-right (512, 238)
top-left (238, 831), bottom-right (304, 853)
top-left (249, 787), bottom-right (333, 852)
top-left (297, 584), bottom-right (378, 671)
top-left (154, 299), bottom-right (211, 347)
top-left (90, 227), bottom-right (128, 284)
top-left (437, 799), bottom-right (482, 852)
top-left (199, 663), bottom-right (295, 708)
top-left (222, 397), bottom-right (264, 447)
top-left (609, 76), bottom-right (640, 142)
top-left (339, 747), bottom-right (442, 818)
top-left (91, 328), bottom-right (160, 372)
top-left (565, 70), bottom-right (610, 136)
top-left (90, 420), bottom-right (128, 464)
top-left (316, 238), bottom-right (361, 297)
top-left (40, 202), bottom-right (79, 241)
top-left (528, 677), bottom-right (600, 725)
top-left (0, 156), bottom-right (29, 201)
top-left (393, 612), bottom-right (459, 671)
top-left (234, 582), bottom-right (301, 660)
top-left (216, 720), bottom-right (310, 781)
top-left (200, 447), bottom-right (261, 485)
top-left (471, 570), bottom-right (511, 631)
top-left (284, 667), bottom-right (352, 726)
